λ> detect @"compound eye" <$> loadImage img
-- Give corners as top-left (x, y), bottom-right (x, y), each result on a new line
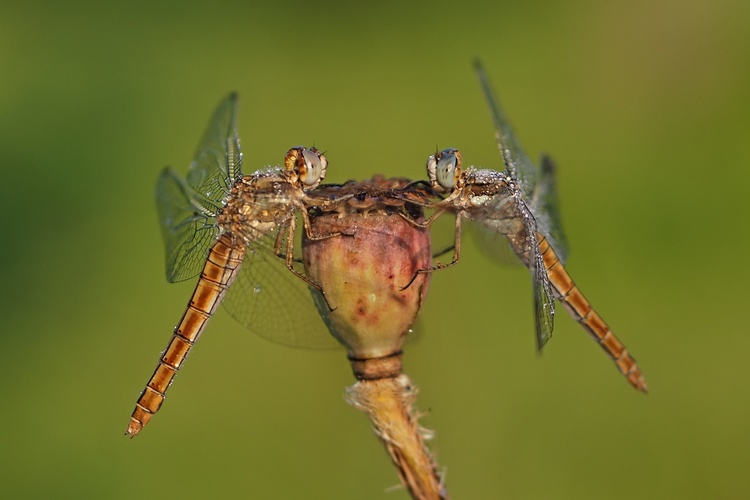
top-left (299, 148), bottom-right (327, 187)
top-left (427, 148), bottom-right (461, 190)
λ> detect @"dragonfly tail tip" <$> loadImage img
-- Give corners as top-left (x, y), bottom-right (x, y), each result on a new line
top-left (125, 420), bottom-right (143, 439)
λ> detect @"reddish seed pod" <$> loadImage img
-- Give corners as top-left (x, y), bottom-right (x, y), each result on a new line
top-left (303, 197), bottom-right (432, 363)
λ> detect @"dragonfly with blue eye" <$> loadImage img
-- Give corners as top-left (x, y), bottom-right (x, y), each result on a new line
top-left (126, 93), bottom-right (356, 438)
top-left (404, 63), bottom-right (647, 392)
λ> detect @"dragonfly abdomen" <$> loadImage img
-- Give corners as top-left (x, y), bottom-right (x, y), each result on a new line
top-left (537, 233), bottom-right (648, 392)
top-left (126, 234), bottom-right (245, 437)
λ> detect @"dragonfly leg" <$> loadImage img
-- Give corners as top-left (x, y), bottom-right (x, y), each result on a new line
top-left (283, 216), bottom-right (337, 311)
top-left (272, 225), bottom-right (286, 257)
top-left (307, 192), bottom-right (358, 211)
top-left (400, 212), bottom-right (463, 290)
top-left (271, 209), bottom-right (348, 261)
top-left (397, 206), bottom-right (446, 229)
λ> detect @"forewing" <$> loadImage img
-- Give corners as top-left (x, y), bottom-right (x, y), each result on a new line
top-left (186, 92), bottom-right (243, 204)
top-left (155, 93), bottom-right (243, 283)
top-left (221, 223), bottom-right (340, 349)
top-left (474, 60), bottom-right (540, 197)
top-left (155, 167), bottom-right (220, 282)
top-left (532, 155), bottom-right (569, 263)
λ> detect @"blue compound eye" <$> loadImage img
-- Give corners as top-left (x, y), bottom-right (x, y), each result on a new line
top-left (427, 148), bottom-right (461, 190)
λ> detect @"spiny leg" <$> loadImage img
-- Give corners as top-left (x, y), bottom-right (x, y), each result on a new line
top-left (282, 216), bottom-right (338, 312)
top-left (397, 205), bottom-right (445, 229)
top-left (273, 224), bottom-right (286, 257)
top-left (400, 211), bottom-right (463, 290)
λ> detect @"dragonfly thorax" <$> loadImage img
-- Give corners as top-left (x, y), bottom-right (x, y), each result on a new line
top-left (457, 168), bottom-right (511, 206)
top-left (217, 172), bottom-right (297, 238)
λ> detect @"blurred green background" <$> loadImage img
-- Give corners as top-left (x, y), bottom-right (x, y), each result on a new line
top-left (2, 0), bottom-right (749, 498)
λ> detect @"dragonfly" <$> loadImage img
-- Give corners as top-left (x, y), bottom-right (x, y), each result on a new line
top-left (126, 93), bottom-right (353, 438)
top-left (416, 62), bottom-right (647, 392)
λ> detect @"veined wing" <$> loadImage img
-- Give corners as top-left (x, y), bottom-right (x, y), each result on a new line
top-left (509, 197), bottom-right (555, 350)
top-left (474, 60), bottom-right (539, 197)
top-left (468, 220), bottom-right (525, 268)
top-left (533, 155), bottom-right (569, 263)
top-left (468, 184), bottom-right (556, 350)
top-left (474, 62), bottom-right (569, 262)
top-left (221, 220), bottom-right (340, 349)
top-left (156, 93), bottom-right (241, 283)
top-left (473, 61), bottom-right (567, 324)
top-left (156, 167), bottom-right (220, 282)
top-left (478, 205), bottom-right (555, 350)
top-left (186, 92), bottom-right (243, 204)
top-left (482, 208), bottom-right (555, 350)
top-left (529, 230), bottom-right (555, 350)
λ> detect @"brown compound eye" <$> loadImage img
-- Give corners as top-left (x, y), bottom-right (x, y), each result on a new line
top-left (284, 146), bottom-right (327, 189)
top-left (426, 148), bottom-right (462, 191)
top-left (299, 147), bottom-right (327, 187)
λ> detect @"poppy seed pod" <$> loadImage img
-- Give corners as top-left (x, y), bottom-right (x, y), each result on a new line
top-left (303, 185), bottom-right (432, 375)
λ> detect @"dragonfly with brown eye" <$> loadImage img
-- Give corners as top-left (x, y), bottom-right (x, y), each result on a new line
top-left (126, 93), bottom-right (359, 438)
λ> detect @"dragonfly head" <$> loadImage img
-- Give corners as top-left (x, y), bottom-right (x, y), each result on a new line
top-left (285, 146), bottom-right (328, 189)
top-left (427, 148), bottom-right (463, 193)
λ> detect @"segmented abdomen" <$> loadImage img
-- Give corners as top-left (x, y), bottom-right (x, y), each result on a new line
top-left (126, 233), bottom-right (245, 437)
top-left (537, 233), bottom-right (648, 392)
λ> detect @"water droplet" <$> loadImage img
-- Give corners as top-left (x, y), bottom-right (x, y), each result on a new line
top-left (253, 285), bottom-right (262, 294)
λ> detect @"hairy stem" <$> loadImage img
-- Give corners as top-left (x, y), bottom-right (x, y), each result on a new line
top-left (347, 374), bottom-right (446, 500)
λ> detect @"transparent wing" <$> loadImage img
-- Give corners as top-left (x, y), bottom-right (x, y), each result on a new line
top-left (186, 92), bottom-right (243, 206)
top-left (221, 223), bottom-right (340, 349)
top-left (156, 167), bottom-right (220, 282)
top-left (473, 61), bottom-right (562, 342)
top-left (529, 236), bottom-right (555, 350)
top-left (466, 188), bottom-right (556, 350)
top-left (155, 93), bottom-right (242, 283)
top-left (469, 221), bottom-right (555, 349)
top-left (532, 154), bottom-right (569, 263)
top-left (474, 60), bottom-right (539, 199)
top-left (474, 62), bottom-right (569, 262)
top-left (468, 221), bottom-right (524, 268)
top-left (503, 205), bottom-right (555, 351)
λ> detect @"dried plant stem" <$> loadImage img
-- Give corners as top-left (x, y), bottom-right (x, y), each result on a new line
top-left (347, 373), bottom-right (447, 500)
top-left (303, 183), bottom-right (443, 496)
